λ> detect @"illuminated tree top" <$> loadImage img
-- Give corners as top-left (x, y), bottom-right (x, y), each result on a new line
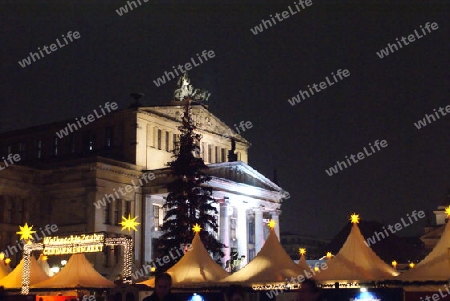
top-left (299, 248), bottom-right (306, 255)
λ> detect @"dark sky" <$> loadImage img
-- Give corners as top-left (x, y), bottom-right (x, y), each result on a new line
top-left (1, 0), bottom-right (449, 239)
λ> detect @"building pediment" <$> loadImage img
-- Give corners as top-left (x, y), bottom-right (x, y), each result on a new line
top-left (206, 161), bottom-right (286, 195)
top-left (139, 104), bottom-right (250, 145)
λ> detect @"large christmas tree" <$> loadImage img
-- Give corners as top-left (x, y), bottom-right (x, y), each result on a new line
top-left (158, 73), bottom-right (225, 270)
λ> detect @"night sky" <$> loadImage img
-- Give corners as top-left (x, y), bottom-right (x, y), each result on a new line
top-left (2, 0), bottom-right (449, 239)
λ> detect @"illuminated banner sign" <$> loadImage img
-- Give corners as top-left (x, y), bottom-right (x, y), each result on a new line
top-left (43, 233), bottom-right (105, 255)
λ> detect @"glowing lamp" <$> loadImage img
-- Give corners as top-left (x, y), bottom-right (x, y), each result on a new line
top-left (314, 266), bottom-right (319, 272)
top-left (409, 262), bottom-right (415, 268)
top-left (391, 260), bottom-right (397, 268)
top-left (326, 252), bottom-right (332, 259)
top-left (445, 206), bottom-right (450, 217)
top-left (151, 267), bottom-right (156, 272)
top-left (0, 252), bottom-right (4, 260)
top-left (5, 258), bottom-right (11, 264)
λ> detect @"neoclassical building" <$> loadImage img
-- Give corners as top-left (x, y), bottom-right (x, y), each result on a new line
top-left (0, 101), bottom-right (288, 278)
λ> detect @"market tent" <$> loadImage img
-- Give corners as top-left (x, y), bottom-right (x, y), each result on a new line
top-left (297, 253), bottom-right (311, 272)
top-left (139, 232), bottom-right (229, 288)
top-left (220, 226), bottom-right (303, 287)
top-left (398, 219), bottom-right (450, 281)
top-left (37, 254), bottom-right (52, 277)
top-left (0, 255), bottom-right (49, 289)
top-left (0, 261), bottom-right (9, 280)
top-left (314, 221), bottom-right (399, 284)
top-left (32, 253), bottom-right (115, 288)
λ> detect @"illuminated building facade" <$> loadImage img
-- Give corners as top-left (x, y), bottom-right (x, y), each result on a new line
top-left (0, 102), bottom-right (288, 278)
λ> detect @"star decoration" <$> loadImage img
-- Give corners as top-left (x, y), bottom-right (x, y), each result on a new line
top-left (17, 223), bottom-right (36, 240)
top-left (350, 213), bottom-right (360, 224)
top-left (192, 223), bottom-right (202, 233)
top-left (326, 252), bottom-right (333, 258)
top-left (268, 219), bottom-right (276, 229)
top-left (299, 248), bottom-right (306, 256)
top-left (120, 214), bottom-right (140, 232)
top-left (445, 206), bottom-right (450, 217)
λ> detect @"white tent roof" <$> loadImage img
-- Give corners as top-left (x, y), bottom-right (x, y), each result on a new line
top-left (297, 254), bottom-right (311, 272)
top-left (32, 253), bottom-right (115, 288)
top-left (0, 255), bottom-right (50, 289)
top-left (37, 254), bottom-right (52, 277)
top-left (398, 220), bottom-right (450, 281)
top-left (220, 228), bottom-right (302, 286)
top-left (139, 232), bottom-right (229, 288)
top-left (314, 223), bottom-right (399, 283)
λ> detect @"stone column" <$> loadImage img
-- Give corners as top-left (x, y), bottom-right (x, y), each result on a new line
top-left (254, 209), bottom-right (263, 254)
top-left (219, 201), bottom-right (231, 266)
top-left (271, 209), bottom-right (281, 239)
top-left (237, 206), bottom-right (248, 267)
top-left (144, 195), bottom-right (153, 263)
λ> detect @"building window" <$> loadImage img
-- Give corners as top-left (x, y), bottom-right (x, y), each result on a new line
top-left (124, 200), bottom-right (131, 217)
top-left (36, 140), bottom-right (42, 159)
top-left (18, 142), bottom-right (25, 160)
top-left (53, 137), bottom-right (58, 156)
top-left (248, 221), bottom-right (255, 244)
top-left (84, 131), bottom-right (96, 152)
top-left (215, 146), bottom-right (220, 163)
top-left (201, 142), bottom-right (206, 160)
top-left (69, 134), bottom-right (76, 153)
top-left (153, 205), bottom-right (164, 231)
top-left (105, 126), bottom-right (113, 148)
top-left (172, 134), bottom-right (178, 151)
top-left (157, 129), bottom-right (162, 150)
top-left (221, 148), bottom-right (226, 162)
top-left (208, 145), bottom-right (212, 163)
top-left (105, 202), bottom-right (111, 224)
top-left (114, 199), bottom-right (122, 225)
top-left (165, 131), bottom-right (170, 152)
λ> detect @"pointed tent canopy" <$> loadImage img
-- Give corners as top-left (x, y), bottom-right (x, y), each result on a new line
top-left (0, 261), bottom-right (9, 280)
top-left (398, 220), bottom-right (450, 281)
top-left (37, 254), bottom-right (52, 277)
top-left (220, 227), bottom-right (303, 287)
top-left (297, 254), bottom-right (311, 272)
top-left (32, 253), bottom-right (115, 288)
top-left (0, 255), bottom-right (49, 289)
top-left (139, 232), bottom-right (229, 288)
top-left (314, 222), bottom-right (399, 284)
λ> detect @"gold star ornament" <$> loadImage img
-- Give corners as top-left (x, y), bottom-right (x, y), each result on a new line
top-left (192, 223), bottom-right (202, 233)
top-left (120, 214), bottom-right (140, 232)
top-left (299, 248), bottom-right (306, 256)
top-left (350, 213), bottom-right (360, 224)
top-left (268, 219), bottom-right (276, 229)
top-left (17, 223), bottom-right (36, 240)
top-left (445, 206), bottom-right (450, 217)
